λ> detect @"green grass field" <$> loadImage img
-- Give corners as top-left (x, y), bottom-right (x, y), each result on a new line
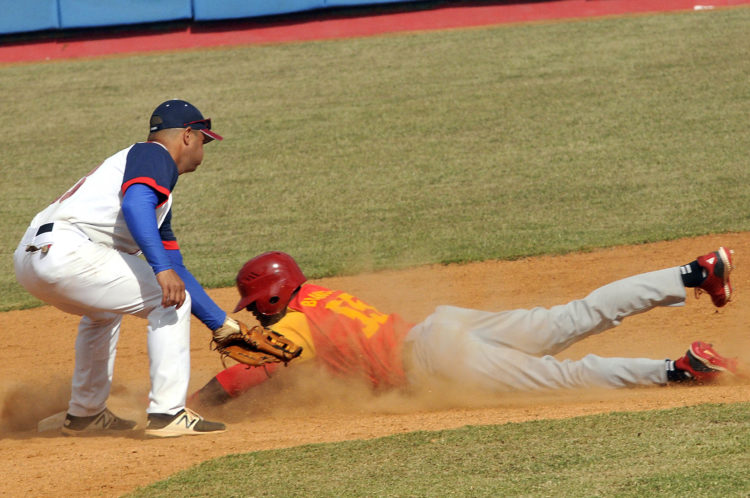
top-left (2, 7), bottom-right (749, 495)
top-left (2, 8), bottom-right (750, 310)
top-left (127, 403), bottom-right (750, 497)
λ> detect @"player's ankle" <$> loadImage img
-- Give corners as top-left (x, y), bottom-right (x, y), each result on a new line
top-left (665, 359), bottom-right (692, 382)
top-left (679, 261), bottom-right (705, 288)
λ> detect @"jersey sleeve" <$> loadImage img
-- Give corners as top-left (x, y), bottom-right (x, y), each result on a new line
top-left (159, 210), bottom-right (179, 250)
top-left (215, 363), bottom-right (279, 397)
top-left (121, 142), bottom-right (178, 205)
top-left (121, 184), bottom-right (172, 274)
top-left (272, 311), bottom-right (316, 361)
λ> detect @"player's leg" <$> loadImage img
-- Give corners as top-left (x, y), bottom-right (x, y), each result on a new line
top-left (468, 345), bottom-right (669, 390)
top-left (61, 311), bottom-right (139, 434)
top-left (145, 291), bottom-right (192, 414)
top-left (62, 241), bottom-right (197, 417)
top-left (67, 313), bottom-right (122, 417)
top-left (473, 267), bottom-right (687, 356)
top-left (16, 233), bottom-right (196, 428)
top-left (15, 231), bottom-right (154, 432)
top-left (406, 317), bottom-right (668, 390)
top-left (466, 245), bottom-right (733, 357)
top-left (406, 325), bottom-right (736, 391)
top-left (468, 340), bottom-right (737, 391)
top-left (406, 267), bottom-right (685, 364)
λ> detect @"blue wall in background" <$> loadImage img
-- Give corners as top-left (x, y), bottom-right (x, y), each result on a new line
top-left (57, 0), bottom-right (193, 29)
top-left (0, 0), bottom-right (60, 35)
top-left (0, 0), bottom-right (425, 36)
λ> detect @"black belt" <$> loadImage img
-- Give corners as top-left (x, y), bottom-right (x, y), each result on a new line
top-left (36, 223), bottom-right (54, 236)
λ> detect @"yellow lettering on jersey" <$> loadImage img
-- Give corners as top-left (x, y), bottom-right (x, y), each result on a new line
top-left (300, 290), bottom-right (335, 307)
top-left (324, 293), bottom-right (388, 338)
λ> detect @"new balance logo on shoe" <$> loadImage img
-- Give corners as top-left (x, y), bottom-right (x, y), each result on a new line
top-left (61, 408), bottom-right (137, 436)
top-left (173, 412), bottom-right (199, 430)
top-left (90, 410), bottom-right (115, 429)
top-left (145, 408), bottom-right (226, 438)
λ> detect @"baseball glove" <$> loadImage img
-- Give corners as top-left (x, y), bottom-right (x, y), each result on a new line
top-left (212, 317), bottom-right (302, 367)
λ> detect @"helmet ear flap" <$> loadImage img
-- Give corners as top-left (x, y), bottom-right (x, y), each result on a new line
top-left (253, 279), bottom-right (287, 315)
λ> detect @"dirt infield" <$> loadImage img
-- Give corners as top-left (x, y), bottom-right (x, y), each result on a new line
top-left (1, 234), bottom-right (749, 497)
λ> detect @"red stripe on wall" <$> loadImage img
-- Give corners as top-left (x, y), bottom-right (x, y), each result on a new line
top-left (2, 0), bottom-right (749, 64)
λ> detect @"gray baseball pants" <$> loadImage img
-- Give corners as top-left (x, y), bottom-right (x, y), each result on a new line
top-left (404, 268), bottom-right (685, 391)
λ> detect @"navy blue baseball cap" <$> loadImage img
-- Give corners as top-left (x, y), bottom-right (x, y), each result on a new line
top-left (149, 99), bottom-right (223, 142)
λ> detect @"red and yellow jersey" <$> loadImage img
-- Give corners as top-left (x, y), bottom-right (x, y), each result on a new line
top-left (273, 283), bottom-right (415, 389)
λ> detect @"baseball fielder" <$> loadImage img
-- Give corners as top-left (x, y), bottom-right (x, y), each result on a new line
top-left (190, 249), bottom-right (738, 406)
top-left (14, 100), bottom-right (249, 437)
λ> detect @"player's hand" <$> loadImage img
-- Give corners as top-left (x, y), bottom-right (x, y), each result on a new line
top-left (155, 269), bottom-right (186, 309)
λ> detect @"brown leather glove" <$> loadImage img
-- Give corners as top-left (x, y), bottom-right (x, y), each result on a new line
top-left (212, 317), bottom-right (302, 367)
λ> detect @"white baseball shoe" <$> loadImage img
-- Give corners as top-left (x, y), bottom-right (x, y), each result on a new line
top-left (144, 408), bottom-right (226, 438)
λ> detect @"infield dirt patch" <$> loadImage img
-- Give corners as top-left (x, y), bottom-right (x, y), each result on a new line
top-left (1, 234), bottom-right (749, 497)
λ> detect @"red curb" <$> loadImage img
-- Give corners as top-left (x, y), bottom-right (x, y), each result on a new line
top-left (1, 0), bottom-right (748, 64)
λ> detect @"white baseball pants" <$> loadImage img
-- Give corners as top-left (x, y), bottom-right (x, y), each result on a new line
top-left (404, 268), bottom-right (685, 391)
top-left (14, 222), bottom-right (191, 416)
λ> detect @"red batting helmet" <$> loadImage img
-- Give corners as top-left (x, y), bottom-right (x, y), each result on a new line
top-left (233, 251), bottom-right (307, 315)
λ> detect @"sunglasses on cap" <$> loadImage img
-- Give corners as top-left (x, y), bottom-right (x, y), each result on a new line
top-left (183, 118), bottom-right (212, 130)
top-left (183, 118), bottom-right (223, 142)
